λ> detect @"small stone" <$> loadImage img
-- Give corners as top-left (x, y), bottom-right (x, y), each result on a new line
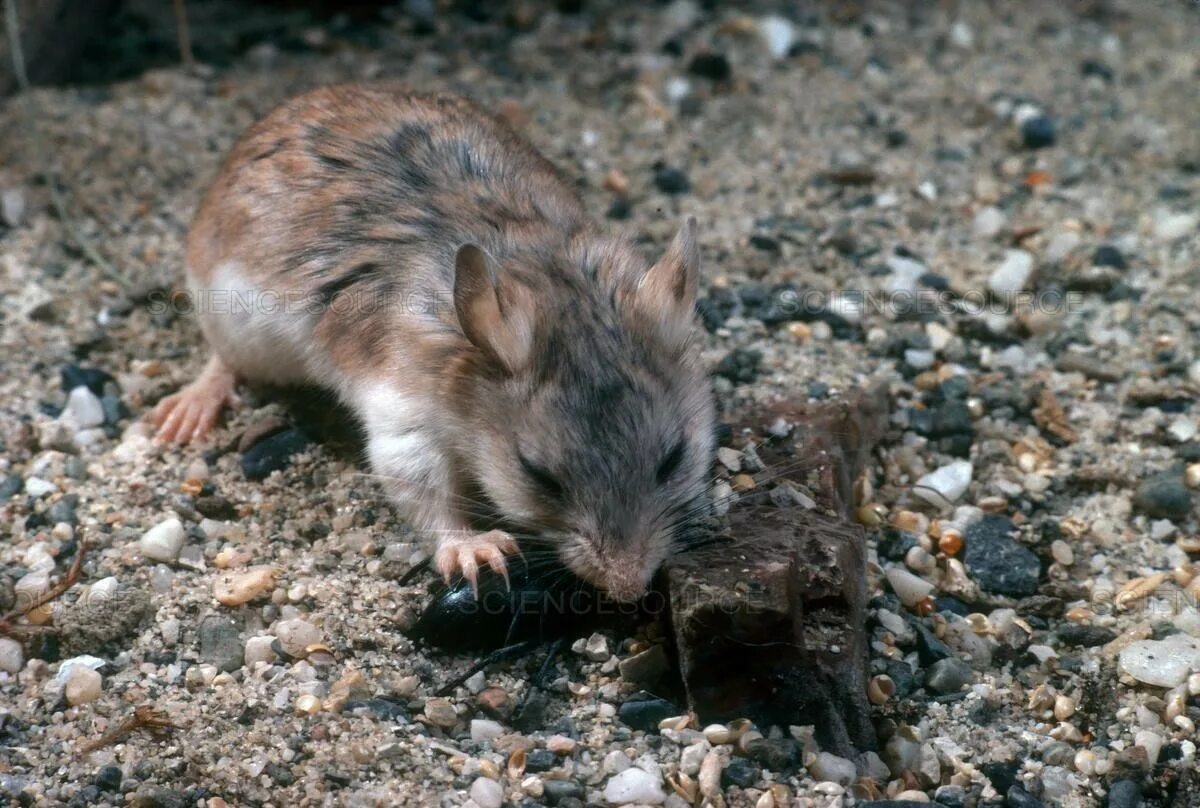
top-left (1154, 211), bottom-right (1197, 242)
top-left (988, 249), bottom-right (1035, 295)
top-left (809, 752), bottom-right (856, 786)
top-left (687, 53), bottom-right (731, 81)
top-left (1093, 245), bottom-right (1127, 269)
top-left (973, 206), bottom-right (1007, 239)
top-left (716, 447), bottom-right (742, 472)
top-left (758, 15), bottom-right (794, 59)
top-left (64, 666), bottom-right (102, 705)
top-left (1119, 635), bottom-right (1200, 688)
top-left (722, 757), bottom-right (758, 788)
top-left (926, 657), bottom-right (973, 694)
top-left (139, 518), bottom-right (186, 562)
top-left (1106, 779), bottom-right (1142, 808)
top-left (743, 737), bottom-right (799, 770)
top-left (198, 616), bottom-right (243, 672)
top-left (618, 644), bottom-right (670, 685)
top-left (913, 460), bottom-right (973, 505)
top-left (1133, 474), bottom-right (1192, 520)
top-left (1020, 115), bottom-right (1057, 149)
top-left (93, 765), bottom-right (122, 793)
top-left (1056, 624), bottom-right (1116, 647)
top-left (542, 779), bottom-right (584, 804)
top-left (275, 618), bottom-right (323, 657)
top-left (583, 632), bottom-right (610, 662)
top-left (477, 687), bottom-right (512, 719)
top-left (62, 386), bottom-right (106, 430)
top-left (1006, 784), bottom-right (1044, 808)
top-left (963, 516), bottom-right (1041, 597)
top-left (603, 767), bottom-right (666, 805)
top-left (469, 776), bottom-right (504, 808)
top-left (885, 566), bottom-right (936, 609)
top-left (241, 427), bottom-right (313, 481)
top-left (1, 187), bottom-right (26, 227)
top-left (653, 164), bottom-right (690, 195)
top-left (244, 635), bottom-right (277, 667)
top-left (214, 566), bottom-right (277, 606)
top-left (525, 748), bottom-right (557, 772)
top-left (469, 718), bottom-right (504, 742)
top-left (423, 697), bottom-right (458, 727)
top-left (0, 638), bottom-right (25, 674)
top-left (618, 693), bottom-right (679, 732)
top-left (24, 477), bottom-right (58, 498)
top-left (546, 734), bottom-right (576, 755)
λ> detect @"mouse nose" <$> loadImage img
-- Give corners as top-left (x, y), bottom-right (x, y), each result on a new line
top-left (596, 566), bottom-right (648, 602)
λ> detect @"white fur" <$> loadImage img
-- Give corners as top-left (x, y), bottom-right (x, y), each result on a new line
top-left (192, 261), bottom-right (319, 385)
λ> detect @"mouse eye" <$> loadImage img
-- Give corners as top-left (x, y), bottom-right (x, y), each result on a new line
top-left (519, 453), bottom-right (564, 500)
top-left (656, 440), bottom-right (685, 485)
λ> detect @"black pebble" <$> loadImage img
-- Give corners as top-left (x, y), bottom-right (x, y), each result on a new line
top-left (981, 759), bottom-right (1022, 795)
top-left (93, 765), bottom-right (122, 792)
top-left (1132, 473), bottom-right (1192, 520)
top-left (1081, 59), bottom-right (1114, 81)
top-left (885, 129), bottom-right (909, 148)
top-left (687, 53), bottom-right (732, 81)
top-left (1106, 779), bottom-right (1142, 808)
top-left (241, 427), bottom-right (314, 481)
top-left (617, 692), bottom-right (679, 732)
top-left (0, 474), bottom-right (24, 500)
top-left (915, 623), bottom-right (954, 666)
top-left (714, 349), bottom-right (761, 384)
top-left (541, 779), bottom-right (585, 806)
top-left (722, 757), bottom-right (759, 788)
top-left (524, 748), bottom-right (557, 772)
top-left (653, 163), bottom-right (691, 194)
top-left (742, 737), bottom-right (799, 771)
top-left (47, 494), bottom-right (79, 526)
top-left (877, 527), bottom-right (919, 561)
top-left (1020, 115), bottom-right (1057, 149)
top-left (963, 516), bottom-right (1041, 597)
top-left (59, 365), bottom-right (115, 397)
top-left (1006, 784), bottom-right (1045, 808)
top-left (1056, 624), bottom-right (1116, 647)
top-left (342, 698), bottom-right (407, 721)
top-left (1092, 245), bottom-right (1127, 269)
top-left (748, 234), bottom-right (781, 253)
top-left (606, 196), bottom-right (632, 220)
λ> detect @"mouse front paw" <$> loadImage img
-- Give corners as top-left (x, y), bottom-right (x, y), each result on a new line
top-left (434, 530), bottom-right (520, 596)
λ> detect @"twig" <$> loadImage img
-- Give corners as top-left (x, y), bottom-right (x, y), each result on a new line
top-left (3, 0), bottom-right (134, 290)
top-left (0, 538), bottom-right (87, 638)
top-left (172, 0), bottom-right (194, 69)
top-left (78, 705), bottom-right (177, 754)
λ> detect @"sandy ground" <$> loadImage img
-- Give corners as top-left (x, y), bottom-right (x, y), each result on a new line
top-left (2, 1), bottom-right (1200, 806)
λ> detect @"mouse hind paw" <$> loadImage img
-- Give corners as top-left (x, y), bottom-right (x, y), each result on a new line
top-left (149, 356), bottom-right (239, 444)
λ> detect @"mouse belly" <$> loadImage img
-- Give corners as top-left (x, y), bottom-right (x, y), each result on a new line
top-left (189, 259), bottom-right (320, 387)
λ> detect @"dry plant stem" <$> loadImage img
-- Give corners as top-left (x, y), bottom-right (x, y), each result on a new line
top-left (0, 539), bottom-right (87, 637)
top-left (78, 705), bottom-right (178, 754)
top-left (2, 0), bottom-right (134, 290)
top-left (172, 0), bottom-right (194, 68)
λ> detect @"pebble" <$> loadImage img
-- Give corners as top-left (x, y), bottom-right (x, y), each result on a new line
top-left (808, 752), bottom-right (856, 786)
top-left (275, 618), bottom-right (323, 657)
top-left (716, 446), bottom-right (742, 472)
top-left (198, 616), bottom-right (244, 672)
top-left (653, 164), bottom-right (690, 195)
top-left (1020, 115), bottom-right (1057, 149)
top-left (0, 638), bottom-right (25, 674)
top-left (1154, 211), bottom-right (1197, 241)
top-left (139, 518), bottom-right (186, 562)
top-left (885, 566), bottom-right (936, 608)
top-left (1, 187), bottom-right (26, 227)
top-left (1119, 635), bottom-right (1200, 687)
top-left (64, 666), bottom-right (103, 705)
top-left (542, 779), bottom-right (584, 804)
top-left (758, 15), bottom-right (794, 59)
top-left (988, 249), bottom-right (1035, 295)
top-left (963, 515), bottom-right (1040, 597)
top-left (603, 766), bottom-right (666, 804)
top-left (1056, 624), bottom-right (1116, 647)
top-left (722, 757), bottom-right (758, 788)
top-left (423, 697), bottom-right (458, 727)
top-left (546, 735), bottom-right (576, 755)
top-left (525, 748), bottom-right (556, 772)
top-left (973, 206), bottom-right (1007, 239)
top-left (618, 644), bottom-right (670, 684)
top-left (926, 657), bottom-right (973, 694)
top-left (913, 460), bottom-right (973, 504)
top-left (241, 427), bottom-right (313, 481)
top-left (1093, 244), bottom-right (1127, 269)
top-left (1107, 780), bottom-right (1142, 808)
top-left (469, 776), bottom-right (504, 808)
top-left (469, 718), bottom-right (505, 742)
top-left (618, 693), bottom-right (679, 732)
top-left (582, 632), bottom-right (610, 662)
top-left (687, 53), bottom-right (731, 82)
top-left (1006, 784), bottom-right (1044, 808)
top-left (244, 635), bottom-right (278, 667)
top-left (24, 477), bottom-right (58, 498)
top-left (1133, 473), bottom-right (1192, 520)
top-left (214, 566), bottom-right (277, 606)
top-left (61, 386), bottom-right (106, 430)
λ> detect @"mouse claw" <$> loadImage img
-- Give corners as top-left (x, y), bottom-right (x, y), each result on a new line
top-left (435, 530), bottom-right (520, 598)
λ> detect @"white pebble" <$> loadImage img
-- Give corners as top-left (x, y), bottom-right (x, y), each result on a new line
top-left (0, 638), bottom-right (24, 674)
top-left (65, 666), bottom-right (102, 705)
top-left (988, 249), bottom-right (1035, 295)
top-left (470, 719), bottom-right (505, 742)
top-left (809, 752), bottom-right (857, 786)
top-left (274, 618), bottom-right (323, 657)
top-left (1119, 635), bottom-right (1200, 688)
top-left (758, 15), bottom-right (794, 59)
top-left (1155, 211), bottom-right (1197, 241)
top-left (914, 461), bottom-right (973, 504)
top-left (973, 206), bottom-right (1006, 239)
top-left (244, 635), bottom-right (278, 667)
top-left (139, 518), bottom-right (186, 562)
top-left (61, 386), bottom-right (106, 430)
top-left (469, 776), bottom-right (504, 808)
top-left (23, 477), bottom-right (58, 498)
top-left (603, 767), bottom-right (666, 805)
top-left (1135, 730), bottom-right (1163, 764)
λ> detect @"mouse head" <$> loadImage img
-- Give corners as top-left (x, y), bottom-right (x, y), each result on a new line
top-left (451, 220), bottom-right (715, 601)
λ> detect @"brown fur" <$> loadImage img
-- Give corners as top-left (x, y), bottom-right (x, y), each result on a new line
top-left (184, 83), bottom-right (715, 599)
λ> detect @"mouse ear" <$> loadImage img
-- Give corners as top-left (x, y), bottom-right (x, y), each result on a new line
top-left (454, 244), bottom-right (533, 372)
top-left (631, 217), bottom-right (700, 348)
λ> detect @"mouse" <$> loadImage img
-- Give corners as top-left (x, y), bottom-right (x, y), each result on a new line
top-left (148, 83), bottom-right (716, 600)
